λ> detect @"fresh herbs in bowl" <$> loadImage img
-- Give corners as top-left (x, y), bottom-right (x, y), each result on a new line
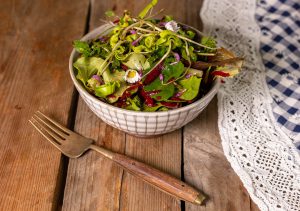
top-left (72, 0), bottom-right (243, 112)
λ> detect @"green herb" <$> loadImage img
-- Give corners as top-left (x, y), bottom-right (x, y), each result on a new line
top-left (144, 78), bottom-right (175, 101)
top-left (126, 95), bottom-right (141, 111)
top-left (162, 61), bottom-right (185, 83)
top-left (73, 40), bottom-right (92, 57)
top-left (201, 36), bottom-right (217, 53)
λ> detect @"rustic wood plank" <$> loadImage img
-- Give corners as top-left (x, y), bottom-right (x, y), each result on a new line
top-left (184, 98), bottom-right (260, 211)
top-left (0, 0), bottom-right (88, 210)
top-left (251, 200), bottom-right (261, 211)
top-left (62, 0), bottom-right (127, 210)
top-left (62, 98), bottom-right (126, 211)
top-left (119, 134), bottom-right (181, 211)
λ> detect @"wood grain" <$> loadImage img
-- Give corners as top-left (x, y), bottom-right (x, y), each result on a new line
top-left (0, 0), bottom-right (88, 210)
top-left (62, 98), bottom-right (126, 211)
top-left (119, 134), bottom-right (182, 211)
top-left (183, 98), bottom-right (260, 211)
top-left (181, 1), bottom-right (260, 210)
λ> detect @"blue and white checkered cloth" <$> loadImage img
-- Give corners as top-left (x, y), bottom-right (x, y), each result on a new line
top-left (256, 0), bottom-right (300, 149)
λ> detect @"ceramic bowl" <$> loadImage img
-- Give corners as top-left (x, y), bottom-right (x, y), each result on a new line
top-left (69, 24), bottom-right (220, 137)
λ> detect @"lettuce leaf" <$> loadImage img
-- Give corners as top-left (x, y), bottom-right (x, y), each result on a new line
top-left (123, 53), bottom-right (150, 70)
top-left (178, 76), bottom-right (201, 100)
top-left (102, 69), bottom-right (125, 84)
top-left (95, 82), bottom-right (119, 98)
top-left (73, 57), bottom-right (107, 87)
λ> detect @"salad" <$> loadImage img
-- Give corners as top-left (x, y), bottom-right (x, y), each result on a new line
top-left (72, 0), bottom-right (243, 112)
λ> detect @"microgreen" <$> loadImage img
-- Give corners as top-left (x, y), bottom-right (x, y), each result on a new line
top-left (72, 0), bottom-right (243, 111)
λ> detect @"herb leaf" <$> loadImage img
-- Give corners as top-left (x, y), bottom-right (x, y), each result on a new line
top-left (126, 95), bottom-right (141, 111)
top-left (144, 78), bottom-right (175, 101)
top-left (162, 61), bottom-right (185, 83)
top-left (73, 40), bottom-right (92, 57)
top-left (200, 36), bottom-right (217, 53)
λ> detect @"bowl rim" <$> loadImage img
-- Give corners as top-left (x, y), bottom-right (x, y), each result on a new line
top-left (69, 24), bottom-right (220, 116)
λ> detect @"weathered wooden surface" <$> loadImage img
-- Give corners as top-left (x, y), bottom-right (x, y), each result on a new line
top-left (0, 0), bottom-right (261, 210)
top-left (0, 0), bottom-right (88, 210)
top-left (184, 98), bottom-right (260, 211)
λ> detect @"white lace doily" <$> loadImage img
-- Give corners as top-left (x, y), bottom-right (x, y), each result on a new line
top-left (200, 0), bottom-right (300, 210)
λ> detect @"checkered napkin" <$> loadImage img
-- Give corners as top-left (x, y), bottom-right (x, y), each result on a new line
top-left (255, 0), bottom-right (300, 149)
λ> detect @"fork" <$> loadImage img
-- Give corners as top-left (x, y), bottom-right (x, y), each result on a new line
top-left (29, 111), bottom-right (206, 205)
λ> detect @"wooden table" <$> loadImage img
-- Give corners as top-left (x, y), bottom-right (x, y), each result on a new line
top-left (0, 0), bottom-right (261, 210)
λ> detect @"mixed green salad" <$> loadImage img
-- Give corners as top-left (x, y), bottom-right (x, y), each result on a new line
top-left (73, 0), bottom-right (243, 111)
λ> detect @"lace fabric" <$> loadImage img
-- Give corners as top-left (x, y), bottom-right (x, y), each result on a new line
top-left (200, 0), bottom-right (300, 210)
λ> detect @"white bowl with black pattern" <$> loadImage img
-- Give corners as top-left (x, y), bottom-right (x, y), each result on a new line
top-left (69, 24), bottom-right (220, 137)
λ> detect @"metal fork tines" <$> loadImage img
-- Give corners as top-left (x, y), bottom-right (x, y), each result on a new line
top-left (29, 111), bottom-right (94, 158)
top-left (29, 111), bottom-right (69, 147)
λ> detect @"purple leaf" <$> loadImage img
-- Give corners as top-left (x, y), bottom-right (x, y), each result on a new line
top-left (130, 30), bottom-right (137, 34)
top-left (158, 22), bottom-right (166, 26)
top-left (173, 52), bottom-right (180, 61)
top-left (159, 73), bottom-right (163, 81)
top-left (92, 75), bottom-right (103, 84)
top-left (132, 38), bottom-right (141, 46)
top-left (185, 73), bottom-right (192, 79)
top-left (92, 75), bottom-right (101, 81)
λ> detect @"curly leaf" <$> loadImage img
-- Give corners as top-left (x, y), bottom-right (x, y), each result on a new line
top-left (144, 35), bottom-right (156, 49)
top-left (110, 34), bottom-right (119, 48)
top-left (106, 82), bottom-right (129, 103)
top-left (181, 46), bottom-right (197, 62)
top-left (201, 36), bottom-right (217, 53)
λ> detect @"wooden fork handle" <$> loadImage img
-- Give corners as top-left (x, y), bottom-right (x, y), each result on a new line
top-left (113, 153), bottom-right (206, 205)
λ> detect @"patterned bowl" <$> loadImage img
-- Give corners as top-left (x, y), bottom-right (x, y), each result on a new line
top-left (69, 24), bottom-right (220, 137)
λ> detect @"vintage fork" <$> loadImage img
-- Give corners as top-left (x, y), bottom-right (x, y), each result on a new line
top-left (29, 111), bottom-right (206, 205)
